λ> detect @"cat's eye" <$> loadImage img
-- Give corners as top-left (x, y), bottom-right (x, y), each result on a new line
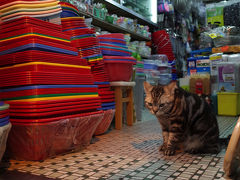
top-left (148, 103), bottom-right (153, 106)
top-left (159, 104), bottom-right (164, 107)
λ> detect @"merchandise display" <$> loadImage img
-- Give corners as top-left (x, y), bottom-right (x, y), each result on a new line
top-left (7, 111), bottom-right (104, 161)
top-left (0, 7), bottom-right (112, 159)
top-left (59, 2), bottom-right (116, 136)
top-left (143, 54), bottom-right (172, 85)
top-left (0, 0), bottom-right (62, 24)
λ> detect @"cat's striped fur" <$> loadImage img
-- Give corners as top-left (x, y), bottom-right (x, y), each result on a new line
top-left (143, 81), bottom-right (220, 156)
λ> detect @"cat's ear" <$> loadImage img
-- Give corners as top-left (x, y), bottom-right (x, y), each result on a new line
top-left (166, 81), bottom-right (177, 95)
top-left (143, 81), bottom-right (153, 93)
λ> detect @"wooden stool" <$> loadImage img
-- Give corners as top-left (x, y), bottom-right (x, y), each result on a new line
top-left (110, 81), bottom-right (136, 130)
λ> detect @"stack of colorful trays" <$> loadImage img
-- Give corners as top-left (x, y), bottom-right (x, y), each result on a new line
top-left (90, 61), bottom-right (115, 111)
top-left (0, 85), bottom-right (101, 123)
top-left (0, 16), bottom-right (102, 120)
top-left (135, 61), bottom-right (145, 78)
top-left (60, 2), bottom-right (81, 18)
top-left (98, 33), bottom-right (132, 56)
top-left (0, 16), bottom-right (104, 160)
top-left (0, 0), bottom-right (62, 24)
top-left (59, 5), bottom-right (116, 135)
top-left (60, 2), bottom-right (102, 63)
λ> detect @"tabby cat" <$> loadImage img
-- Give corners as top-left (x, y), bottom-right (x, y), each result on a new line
top-left (143, 81), bottom-right (220, 156)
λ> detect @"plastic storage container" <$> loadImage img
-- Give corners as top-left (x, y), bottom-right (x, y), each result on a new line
top-left (217, 92), bottom-right (240, 116)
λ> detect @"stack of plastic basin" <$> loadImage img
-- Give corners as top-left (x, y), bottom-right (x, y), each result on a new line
top-left (103, 55), bottom-right (136, 81)
top-left (60, 1), bottom-right (80, 18)
top-left (0, 16), bottom-right (104, 160)
top-left (98, 33), bottom-right (136, 81)
top-left (59, 3), bottom-right (115, 136)
top-left (98, 33), bottom-right (132, 56)
top-left (60, 2), bottom-right (102, 63)
top-left (0, 0), bottom-right (62, 24)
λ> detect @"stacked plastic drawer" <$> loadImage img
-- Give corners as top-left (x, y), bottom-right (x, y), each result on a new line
top-left (60, 2), bottom-right (116, 136)
top-left (0, 16), bottom-right (104, 160)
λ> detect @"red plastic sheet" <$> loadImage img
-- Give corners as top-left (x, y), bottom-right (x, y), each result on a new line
top-left (7, 111), bottom-right (104, 161)
top-left (94, 109), bottom-right (115, 135)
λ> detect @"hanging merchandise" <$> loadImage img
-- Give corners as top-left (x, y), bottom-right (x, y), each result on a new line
top-left (158, 0), bottom-right (174, 13)
top-left (206, 3), bottom-right (224, 27)
top-left (171, 0), bottom-right (189, 14)
top-left (152, 30), bottom-right (175, 61)
top-left (224, 2), bottom-right (240, 27)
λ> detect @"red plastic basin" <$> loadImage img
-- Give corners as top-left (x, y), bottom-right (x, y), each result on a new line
top-left (104, 61), bottom-right (133, 81)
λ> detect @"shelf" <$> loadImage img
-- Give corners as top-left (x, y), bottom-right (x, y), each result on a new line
top-left (94, 0), bottom-right (157, 30)
top-left (78, 11), bottom-right (151, 41)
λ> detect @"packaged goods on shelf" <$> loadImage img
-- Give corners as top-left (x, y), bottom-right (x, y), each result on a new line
top-left (143, 54), bottom-right (172, 85)
top-left (187, 56), bottom-right (210, 75)
top-left (204, 26), bottom-right (240, 48)
top-left (217, 62), bottom-right (240, 93)
top-left (199, 31), bottom-right (213, 49)
top-left (210, 53), bottom-right (223, 76)
top-left (228, 54), bottom-right (240, 62)
top-left (179, 76), bottom-right (190, 91)
top-left (128, 41), bottom-right (151, 58)
top-left (187, 57), bottom-right (197, 75)
top-left (189, 74), bottom-right (211, 96)
top-left (209, 53), bottom-right (223, 94)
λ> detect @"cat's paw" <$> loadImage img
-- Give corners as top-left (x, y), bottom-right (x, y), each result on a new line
top-left (186, 148), bottom-right (199, 154)
top-left (159, 144), bottom-right (166, 151)
top-left (164, 148), bottom-right (176, 156)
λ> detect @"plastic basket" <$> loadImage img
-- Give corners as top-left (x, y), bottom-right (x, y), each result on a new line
top-left (104, 61), bottom-right (133, 81)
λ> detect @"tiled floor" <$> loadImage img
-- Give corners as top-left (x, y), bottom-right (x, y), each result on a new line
top-left (0, 110), bottom-right (238, 180)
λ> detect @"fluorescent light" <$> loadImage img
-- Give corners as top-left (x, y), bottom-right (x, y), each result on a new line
top-left (151, 0), bottom-right (157, 23)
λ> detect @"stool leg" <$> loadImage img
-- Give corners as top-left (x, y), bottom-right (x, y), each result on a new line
top-left (114, 87), bottom-right (123, 130)
top-left (126, 87), bottom-right (133, 126)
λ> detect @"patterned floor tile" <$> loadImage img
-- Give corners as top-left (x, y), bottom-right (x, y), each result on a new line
top-left (0, 114), bottom-right (238, 180)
